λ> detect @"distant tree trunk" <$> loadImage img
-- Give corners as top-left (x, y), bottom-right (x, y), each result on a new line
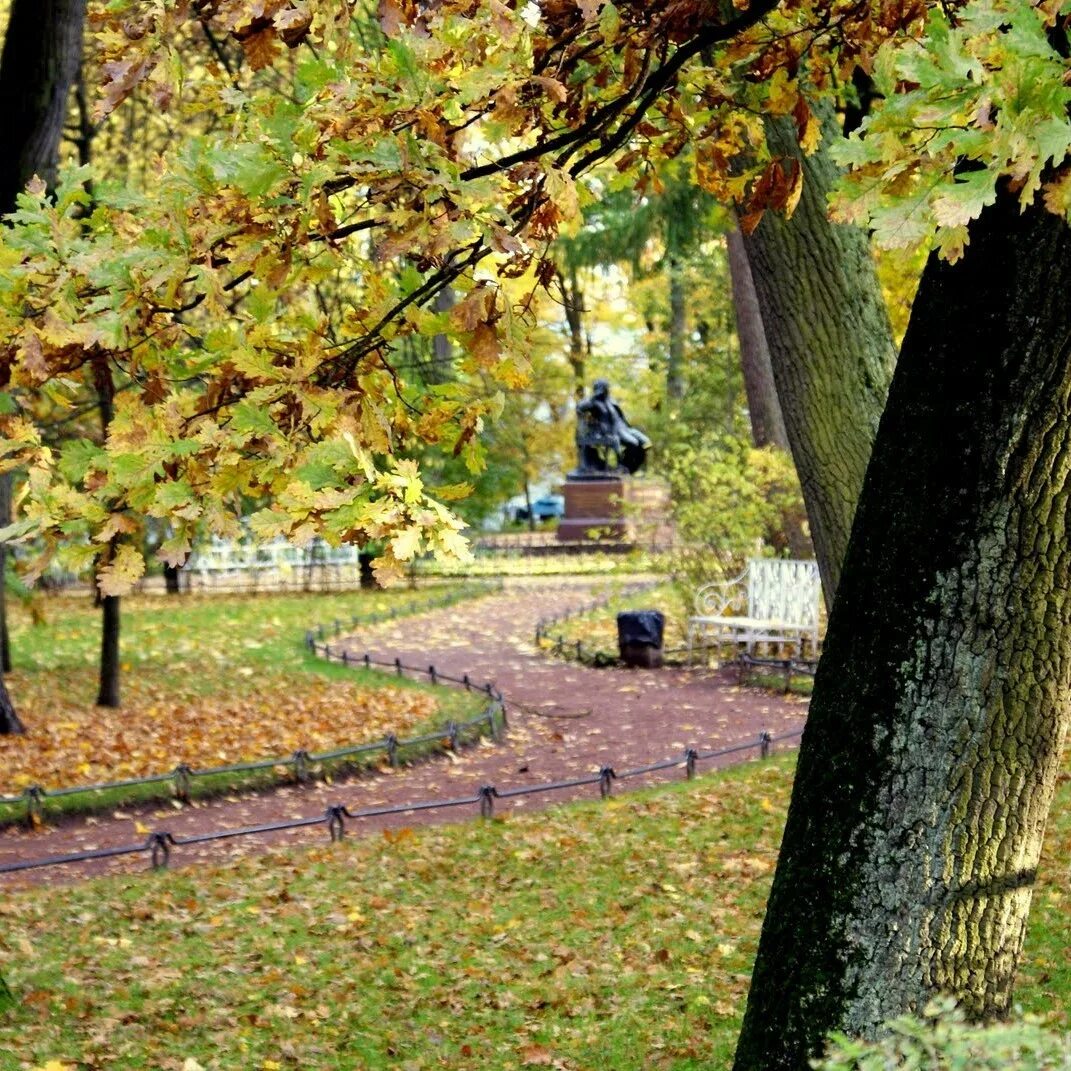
top-left (429, 284), bottom-right (455, 382)
top-left (734, 189), bottom-right (1071, 1068)
top-left (666, 258), bottom-right (686, 402)
top-left (163, 563), bottom-right (181, 595)
top-left (727, 227), bottom-right (813, 560)
top-left (523, 480), bottom-right (536, 533)
top-left (358, 551), bottom-right (376, 589)
top-left (741, 105), bottom-right (896, 606)
top-left (0, 0), bottom-right (88, 733)
top-left (560, 264), bottom-right (586, 399)
top-left (727, 229), bottom-right (790, 451)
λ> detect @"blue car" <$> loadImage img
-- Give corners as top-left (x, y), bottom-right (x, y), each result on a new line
top-left (516, 494), bottom-right (565, 522)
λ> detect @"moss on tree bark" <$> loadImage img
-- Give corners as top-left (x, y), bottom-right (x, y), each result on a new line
top-left (733, 188), bottom-right (1071, 1068)
top-left (742, 106), bottom-right (896, 606)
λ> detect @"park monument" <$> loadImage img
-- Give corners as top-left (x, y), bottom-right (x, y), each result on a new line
top-left (557, 379), bottom-right (669, 542)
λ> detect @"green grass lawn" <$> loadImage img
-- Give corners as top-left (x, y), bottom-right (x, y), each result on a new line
top-left (0, 584), bottom-right (494, 820)
top-left (1, 753), bottom-right (1067, 1070)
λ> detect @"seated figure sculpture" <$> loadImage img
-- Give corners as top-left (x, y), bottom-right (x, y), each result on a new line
top-left (571, 378), bottom-right (650, 477)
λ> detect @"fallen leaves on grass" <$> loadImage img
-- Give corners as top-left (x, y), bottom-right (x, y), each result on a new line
top-left (1, 587), bottom-right (488, 794)
top-left (0, 759), bottom-right (796, 1070)
top-left (0, 672), bottom-right (439, 793)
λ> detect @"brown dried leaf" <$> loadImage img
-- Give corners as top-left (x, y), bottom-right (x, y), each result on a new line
top-left (239, 26), bottom-right (280, 70)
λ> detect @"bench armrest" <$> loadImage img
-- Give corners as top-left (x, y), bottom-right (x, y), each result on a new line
top-left (694, 574), bottom-right (747, 617)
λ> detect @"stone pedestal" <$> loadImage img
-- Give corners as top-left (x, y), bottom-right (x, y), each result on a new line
top-left (557, 478), bottom-right (626, 542)
top-left (557, 477), bottom-right (673, 543)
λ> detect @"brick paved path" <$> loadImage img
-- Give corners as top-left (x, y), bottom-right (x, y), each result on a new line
top-left (0, 578), bottom-right (807, 886)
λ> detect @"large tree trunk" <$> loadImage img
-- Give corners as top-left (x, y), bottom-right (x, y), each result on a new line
top-left (742, 106), bottom-right (896, 606)
top-left (733, 189), bottom-right (1071, 1068)
top-left (0, 0), bottom-right (88, 734)
top-left (0, 0), bottom-right (87, 208)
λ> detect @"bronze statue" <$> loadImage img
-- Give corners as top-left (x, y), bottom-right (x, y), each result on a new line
top-left (571, 379), bottom-right (650, 477)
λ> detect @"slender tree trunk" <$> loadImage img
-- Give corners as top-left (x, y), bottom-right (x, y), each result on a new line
top-left (560, 264), bottom-right (586, 399)
top-left (0, 473), bottom-right (11, 674)
top-left (93, 357), bottom-right (121, 708)
top-left (727, 228), bottom-right (790, 451)
top-left (523, 480), bottom-right (535, 533)
top-left (426, 284), bottom-right (455, 384)
top-left (96, 589), bottom-right (121, 708)
top-left (666, 258), bottom-right (686, 402)
top-left (742, 105), bottom-right (896, 606)
top-left (734, 189), bottom-right (1071, 1068)
top-left (727, 227), bottom-right (813, 559)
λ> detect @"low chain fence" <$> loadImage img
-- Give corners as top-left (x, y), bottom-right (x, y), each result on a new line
top-left (0, 725), bottom-right (803, 877)
top-left (0, 582), bottom-right (502, 827)
top-left (735, 654), bottom-right (819, 693)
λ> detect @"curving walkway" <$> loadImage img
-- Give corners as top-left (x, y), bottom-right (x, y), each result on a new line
top-left (0, 578), bottom-right (808, 886)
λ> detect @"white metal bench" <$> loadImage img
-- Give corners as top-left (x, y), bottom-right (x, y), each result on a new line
top-left (687, 559), bottom-right (822, 660)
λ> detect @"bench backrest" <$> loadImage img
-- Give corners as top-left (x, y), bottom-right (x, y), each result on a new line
top-left (748, 559), bottom-right (821, 625)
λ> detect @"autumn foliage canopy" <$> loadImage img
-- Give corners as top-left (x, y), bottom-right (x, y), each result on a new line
top-left (2, 0), bottom-right (1069, 589)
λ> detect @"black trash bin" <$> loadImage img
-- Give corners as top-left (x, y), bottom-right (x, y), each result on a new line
top-left (617, 610), bottom-right (665, 668)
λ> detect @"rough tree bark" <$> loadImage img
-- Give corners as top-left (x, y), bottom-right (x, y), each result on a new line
top-left (0, 0), bottom-right (87, 209)
top-left (0, 0), bottom-right (88, 733)
top-left (726, 228), bottom-right (790, 450)
top-left (742, 106), bottom-right (896, 606)
top-left (733, 188), bottom-right (1071, 1068)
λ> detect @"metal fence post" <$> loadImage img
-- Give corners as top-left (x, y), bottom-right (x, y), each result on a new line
top-left (599, 766), bottom-right (615, 799)
top-left (24, 786), bottom-right (43, 827)
top-left (173, 764), bottom-right (193, 804)
top-left (294, 750), bottom-right (311, 784)
top-left (327, 805), bottom-right (346, 842)
top-left (149, 832), bottom-right (171, 871)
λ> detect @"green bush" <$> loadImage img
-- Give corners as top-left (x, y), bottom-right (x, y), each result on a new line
top-left (662, 435), bottom-right (808, 602)
top-left (817, 1000), bottom-right (1071, 1069)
